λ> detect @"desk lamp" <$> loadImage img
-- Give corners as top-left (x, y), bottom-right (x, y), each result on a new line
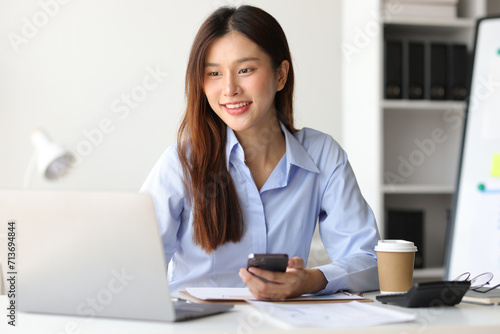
top-left (23, 127), bottom-right (75, 187)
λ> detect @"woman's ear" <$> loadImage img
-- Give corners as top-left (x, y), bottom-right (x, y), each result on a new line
top-left (276, 60), bottom-right (289, 92)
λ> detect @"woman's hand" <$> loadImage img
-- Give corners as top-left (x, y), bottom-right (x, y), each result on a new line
top-left (238, 256), bottom-right (328, 300)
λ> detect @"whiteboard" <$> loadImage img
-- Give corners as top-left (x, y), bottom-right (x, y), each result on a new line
top-left (445, 17), bottom-right (500, 286)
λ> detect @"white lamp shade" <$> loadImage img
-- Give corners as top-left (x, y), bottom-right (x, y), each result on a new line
top-left (30, 129), bottom-right (74, 180)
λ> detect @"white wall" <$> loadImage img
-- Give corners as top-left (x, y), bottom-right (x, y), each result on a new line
top-left (0, 0), bottom-right (343, 191)
top-left (340, 0), bottom-right (382, 224)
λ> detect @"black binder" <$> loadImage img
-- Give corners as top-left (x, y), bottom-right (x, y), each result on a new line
top-left (384, 40), bottom-right (403, 99)
top-left (429, 43), bottom-right (448, 100)
top-left (407, 42), bottom-right (425, 100)
top-left (448, 44), bottom-right (468, 100)
top-left (386, 209), bottom-right (424, 268)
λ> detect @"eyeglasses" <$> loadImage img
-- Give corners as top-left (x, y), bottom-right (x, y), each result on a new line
top-left (453, 272), bottom-right (500, 293)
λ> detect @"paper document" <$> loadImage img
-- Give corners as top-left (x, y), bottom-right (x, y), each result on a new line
top-left (248, 300), bottom-right (416, 328)
top-left (186, 287), bottom-right (253, 300)
top-left (185, 287), bottom-right (367, 302)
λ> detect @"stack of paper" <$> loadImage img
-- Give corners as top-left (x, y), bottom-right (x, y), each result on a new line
top-left (180, 287), bottom-right (416, 328)
top-left (248, 300), bottom-right (417, 328)
top-left (181, 287), bottom-right (370, 303)
top-left (462, 288), bottom-right (500, 305)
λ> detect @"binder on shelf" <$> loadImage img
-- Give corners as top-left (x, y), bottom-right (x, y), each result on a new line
top-left (386, 209), bottom-right (425, 268)
top-left (429, 43), bottom-right (448, 100)
top-left (384, 40), bottom-right (403, 99)
top-left (407, 41), bottom-right (425, 100)
top-left (384, 39), bottom-right (468, 102)
top-left (448, 44), bottom-right (468, 101)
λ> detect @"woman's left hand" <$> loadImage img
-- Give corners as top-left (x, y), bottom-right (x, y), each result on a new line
top-left (238, 256), bottom-right (327, 300)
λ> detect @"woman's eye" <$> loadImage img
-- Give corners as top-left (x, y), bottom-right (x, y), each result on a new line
top-left (239, 68), bottom-right (253, 74)
top-left (208, 71), bottom-right (221, 77)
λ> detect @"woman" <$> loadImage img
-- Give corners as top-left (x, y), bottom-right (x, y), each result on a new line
top-left (141, 5), bottom-right (379, 299)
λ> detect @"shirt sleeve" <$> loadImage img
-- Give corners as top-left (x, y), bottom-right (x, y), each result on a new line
top-left (139, 146), bottom-right (187, 265)
top-left (314, 148), bottom-right (380, 294)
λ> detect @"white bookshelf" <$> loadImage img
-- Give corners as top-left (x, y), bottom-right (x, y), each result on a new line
top-left (384, 18), bottom-right (475, 28)
top-left (382, 184), bottom-right (455, 194)
top-left (381, 100), bottom-right (466, 111)
top-left (342, 0), bottom-right (498, 270)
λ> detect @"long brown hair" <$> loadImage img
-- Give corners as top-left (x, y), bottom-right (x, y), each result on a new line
top-left (177, 5), bottom-right (296, 252)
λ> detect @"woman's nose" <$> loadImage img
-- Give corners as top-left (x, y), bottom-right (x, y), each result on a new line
top-left (224, 74), bottom-right (241, 96)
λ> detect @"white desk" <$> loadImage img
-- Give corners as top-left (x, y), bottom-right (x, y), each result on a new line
top-left (1, 292), bottom-right (499, 334)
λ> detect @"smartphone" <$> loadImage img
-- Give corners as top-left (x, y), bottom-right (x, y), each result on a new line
top-left (247, 253), bottom-right (288, 273)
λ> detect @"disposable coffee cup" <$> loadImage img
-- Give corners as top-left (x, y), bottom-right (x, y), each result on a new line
top-left (375, 240), bottom-right (417, 294)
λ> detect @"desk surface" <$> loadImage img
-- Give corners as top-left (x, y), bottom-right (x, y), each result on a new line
top-left (1, 292), bottom-right (499, 334)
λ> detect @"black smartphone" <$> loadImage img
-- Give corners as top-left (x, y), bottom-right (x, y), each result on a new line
top-left (247, 253), bottom-right (288, 273)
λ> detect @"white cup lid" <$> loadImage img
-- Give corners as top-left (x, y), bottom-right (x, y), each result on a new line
top-left (374, 240), bottom-right (417, 252)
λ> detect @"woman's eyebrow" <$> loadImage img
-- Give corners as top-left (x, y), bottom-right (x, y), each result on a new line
top-left (205, 57), bottom-right (261, 67)
top-left (236, 57), bottom-right (260, 63)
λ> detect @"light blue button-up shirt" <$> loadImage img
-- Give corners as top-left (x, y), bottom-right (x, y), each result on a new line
top-left (140, 123), bottom-right (380, 295)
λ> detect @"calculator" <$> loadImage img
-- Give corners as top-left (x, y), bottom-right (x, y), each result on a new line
top-left (376, 281), bottom-right (471, 308)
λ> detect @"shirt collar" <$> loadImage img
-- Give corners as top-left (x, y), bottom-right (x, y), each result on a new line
top-left (226, 125), bottom-right (243, 169)
top-left (280, 122), bottom-right (320, 174)
top-left (225, 122), bottom-right (320, 174)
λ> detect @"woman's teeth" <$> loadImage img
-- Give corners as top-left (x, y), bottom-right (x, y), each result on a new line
top-left (225, 102), bottom-right (250, 109)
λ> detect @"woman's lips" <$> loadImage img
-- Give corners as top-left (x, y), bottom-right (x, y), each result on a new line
top-left (221, 101), bottom-right (252, 115)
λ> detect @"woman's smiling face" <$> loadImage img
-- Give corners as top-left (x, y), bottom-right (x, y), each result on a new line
top-left (203, 31), bottom-right (288, 135)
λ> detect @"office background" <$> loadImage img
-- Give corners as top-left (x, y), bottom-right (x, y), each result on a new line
top-left (0, 0), bottom-right (348, 286)
top-left (0, 0), bottom-right (343, 193)
top-left (3, 0), bottom-right (500, 289)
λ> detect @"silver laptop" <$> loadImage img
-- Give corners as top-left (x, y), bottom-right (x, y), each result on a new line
top-left (0, 190), bottom-right (232, 322)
